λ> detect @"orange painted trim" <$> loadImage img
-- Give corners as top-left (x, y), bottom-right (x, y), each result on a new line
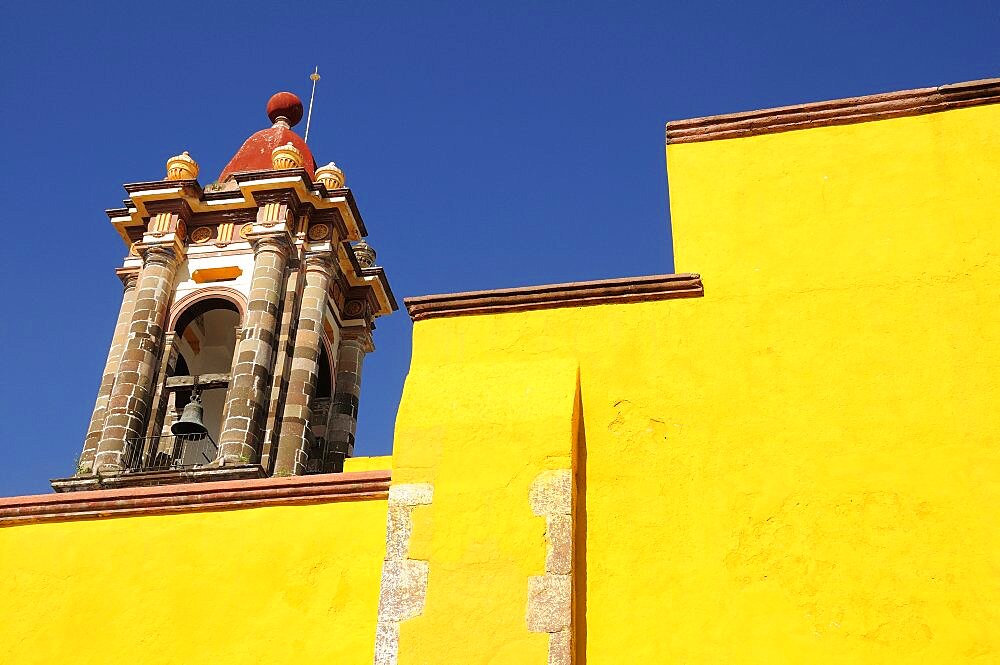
top-left (0, 470), bottom-right (391, 526)
top-left (405, 273), bottom-right (703, 321)
top-left (665, 78), bottom-right (1000, 144)
top-left (191, 266), bottom-right (243, 283)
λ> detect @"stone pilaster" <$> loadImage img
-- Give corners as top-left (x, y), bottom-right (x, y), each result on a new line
top-left (273, 252), bottom-right (335, 476)
top-left (324, 326), bottom-right (371, 472)
top-left (217, 233), bottom-right (291, 464)
top-left (78, 270), bottom-right (139, 474)
top-left (94, 247), bottom-right (179, 472)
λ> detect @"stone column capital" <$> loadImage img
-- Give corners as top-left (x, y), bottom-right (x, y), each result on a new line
top-left (116, 268), bottom-right (140, 290)
top-left (341, 325), bottom-right (373, 351)
top-left (303, 250), bottom-right (336, 276)
top-left (138, 244), bottom-right (179, 268)
top-left (250, 232), bottom-right (294, 258)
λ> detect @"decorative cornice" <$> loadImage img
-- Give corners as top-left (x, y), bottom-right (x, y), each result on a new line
top-left (665, 78), bottom-right (1000, 145)
top-left (115, 266), bottom-right (140, 289)
top-left (1, 471), bottom-right (391, 526)
top-left (405, 273), bottom-right (703, 322)
top-left (124, 179), bottom-right (202, 196)
top-left (363, 266), bottom-right (399, 312)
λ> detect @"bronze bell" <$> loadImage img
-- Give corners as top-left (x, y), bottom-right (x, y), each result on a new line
top-left (171, 393), bottom-right (209, 437)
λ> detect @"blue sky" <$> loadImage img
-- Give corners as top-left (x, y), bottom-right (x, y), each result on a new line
top-left (0, 1), bottom-right (995, 495)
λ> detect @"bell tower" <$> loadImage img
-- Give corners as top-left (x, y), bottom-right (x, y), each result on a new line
top-left (54, 92), bottom-right (396, 492)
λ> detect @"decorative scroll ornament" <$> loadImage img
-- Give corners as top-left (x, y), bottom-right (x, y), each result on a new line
top-left (165, 151), bottom-right (199, 180)
top-left (315, 161), bottom-right (345, 190)
top-left (190, 227), bottom-right (213, 244)
top-left (353, 239), bottom-right (376, 268)
top-left (308, 223), bottom-right (331, 241)
top-left (271, 142), bottom-right (304, 170)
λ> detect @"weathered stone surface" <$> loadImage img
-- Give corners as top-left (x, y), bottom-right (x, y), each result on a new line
top-left (388, 483), bottom-right (434, 506)
top-left (273, 253), bottom-right (332, 476)
top-left (374, 480), bottom-right (434, 664)
top-left (378, 559), bottom-right (429, 623)
top-left (79, 273), bottom-right (139, 473)
top-left (548, 628), bottom-right (572, 665)
top-left (527, 574), bottom-right (571, 633)
top-left (373, 620), bottom-right (399, 665)
top-left (218, 233), bottom-right (290, 463)
top-left (546, 514), bottom-right (573, 575)
top-left (529, 469), bottom-right (572, 516)
top-left (95, 247), bottom-right (178, 471)
top-left (384, 504), bottom-right (413, 561)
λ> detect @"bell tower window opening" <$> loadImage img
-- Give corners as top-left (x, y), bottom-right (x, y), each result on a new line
top-left (170, 298), bottom-right (241, 445)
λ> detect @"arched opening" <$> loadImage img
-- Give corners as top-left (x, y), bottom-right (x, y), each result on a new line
top-left (316, 343), bottom-right (333, 400)
top-left (171, 298), bottom-right (241, 445)
top-left (304, 342), bottom-right (336, 473)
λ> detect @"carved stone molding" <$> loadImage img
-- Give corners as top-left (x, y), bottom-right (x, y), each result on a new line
top-left (167, 286), bottom-right (248, 331)
top-left (406, 273), bottom-right (704, 321)
top-left (6, 471), bottom-right (392, 525)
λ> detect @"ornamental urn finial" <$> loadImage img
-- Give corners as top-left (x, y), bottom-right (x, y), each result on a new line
top-left (165, 151), bottom-right (199, 180)
top-left (271, 142), bottom-right (304, 170)
top-left (315, 161), bottom-right (346, 190)
top-left (353, 239), bottom-right (376, 268)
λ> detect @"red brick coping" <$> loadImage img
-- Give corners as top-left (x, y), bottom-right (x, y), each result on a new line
top-left (0, 470), bottom-right (391, 526)
top-left (405, 273), bottom-right (703, 322)
top-left (666, 78), bottom-right (1000, 144)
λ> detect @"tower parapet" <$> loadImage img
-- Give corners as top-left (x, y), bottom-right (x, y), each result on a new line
top-left (56, 92), bottom-right (396, 492)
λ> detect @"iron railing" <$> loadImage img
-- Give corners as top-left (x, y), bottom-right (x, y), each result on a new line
top-left (120, 433), bottom-right (218, 473)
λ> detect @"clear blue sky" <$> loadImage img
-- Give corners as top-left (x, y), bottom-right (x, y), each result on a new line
top-left (0, 1), bottom-right (995, 495)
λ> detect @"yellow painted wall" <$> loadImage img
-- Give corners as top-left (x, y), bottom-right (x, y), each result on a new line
top-left (391, 359), bottom-right (579, 663)
top-left (344, 455), bottom-right (393, 472)
top-left (0, 499), bottom-right (388, 665)
top-left (392, 103), bottom-right (999, 662)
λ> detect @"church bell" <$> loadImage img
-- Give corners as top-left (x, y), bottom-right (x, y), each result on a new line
top-left (171, 393), bottom-right (209, 437)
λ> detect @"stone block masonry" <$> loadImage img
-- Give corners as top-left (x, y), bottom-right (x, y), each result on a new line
top-left (273, 251), bottom-right (335, 475)
top-left (94, 247), bottom-right (178, 472)
top-left (79, 270), bottom-right (138, 473)
top-left (217, 233), bottom-right (291, 464)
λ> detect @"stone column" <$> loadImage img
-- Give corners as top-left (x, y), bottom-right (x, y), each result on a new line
top-left (259, 270), bottom-right (302, 473)
top-left (143, 333), bottom-right (179, 443)
top-left (273, 252), bottom-right (335, 476)
top-left (78, 270), bottom-right (139, 474)
top-left (324, 326), bottom-right (371, 472)
top-left (94, 246), bottom-right (179, 472)
top-left (217, 234), bottom-right (291, 464)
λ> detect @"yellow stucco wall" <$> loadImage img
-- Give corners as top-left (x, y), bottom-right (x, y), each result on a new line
top-left (344, 455), bottom-right (393, 472)
top-left (391, 359), bottom-right (579, 663)
top-left (389, 102), bottom-right (999, 662)
top-left (0, 499), bottom-right (388, 665)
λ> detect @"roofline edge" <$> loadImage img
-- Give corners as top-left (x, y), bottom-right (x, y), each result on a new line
top-left (665, 78), bottom-right (1000, 145)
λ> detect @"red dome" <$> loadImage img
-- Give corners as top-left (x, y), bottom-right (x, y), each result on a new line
top-left (266, 91), bottom-right (304, 126)
top-left (218, 125), bottom-right (317, 182)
